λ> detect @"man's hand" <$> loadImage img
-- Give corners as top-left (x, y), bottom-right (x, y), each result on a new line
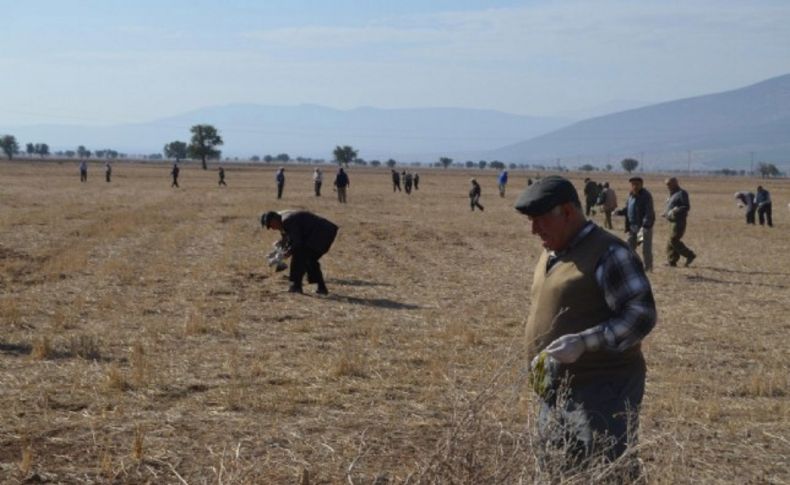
top-left (544, 333), bottom-right (586, 364)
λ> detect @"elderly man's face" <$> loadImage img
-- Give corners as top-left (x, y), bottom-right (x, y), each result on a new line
top-left (528, 204), bottom-right (575, 251)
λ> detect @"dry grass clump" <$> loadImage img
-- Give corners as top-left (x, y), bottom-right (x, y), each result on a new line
top-left (67, 333), bottom-right (102, 360)
top-left (30, 335), bottom-right (52, 360)
top-left (0, 296), bottom-right (24, 327)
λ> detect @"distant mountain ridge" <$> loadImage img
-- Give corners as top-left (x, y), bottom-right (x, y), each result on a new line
top-left (0, 104), bottom-right (570, 161)
top-left (485, 74), bottom-right (790, 170)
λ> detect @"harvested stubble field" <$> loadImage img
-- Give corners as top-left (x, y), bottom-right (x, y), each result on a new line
top-left (0, 161), bottom-right (788, 484)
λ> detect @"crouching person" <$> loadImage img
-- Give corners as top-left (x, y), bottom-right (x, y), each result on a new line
top-left (261, 210), bottom-right (338, 295)
top-left (515, 176), bottom-right (656, 476)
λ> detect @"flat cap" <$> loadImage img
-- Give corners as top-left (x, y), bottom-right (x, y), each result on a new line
top-left (515, 175), bottom-right (580, 216)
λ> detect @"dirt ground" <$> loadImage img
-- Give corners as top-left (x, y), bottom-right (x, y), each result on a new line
top-left (0, 161), bottom-right (788, 484)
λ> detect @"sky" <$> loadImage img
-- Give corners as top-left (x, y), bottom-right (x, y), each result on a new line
top-left (3, 0), bottom-right (790, 126)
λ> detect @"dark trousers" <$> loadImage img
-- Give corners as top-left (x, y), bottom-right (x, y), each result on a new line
top-left (470, 195), bottom-right (484, 211)
top-left (105, 172), bottom-right (111, 183)
top-left (277, 183), bottom-right (284, 199)
top-left (666, 220), bottom-right (694, 264)
top-left (80, 170), bottom-right (87, 182)
top-left (758, 203), bottom-right (773, 227)
top-left (289, 247), bottom-right (325, 289)
top-left (393, 181), bottom-right (401, 192)
top-left (219, 177), bottom-right (226, 186)
top-left (337, 186), bottom-right (347, 203)
top-left (171, 177), bottom-right (179, 188)
top-left (746, 208), bottom-right (756, 224)
top-left (315, 181), bottom-right (322, 196)
top-left (585, 198), bottom-right (596, 216)
top-left (405, 182), bottom-right (412, 194)
top-left (538, 367), bottom-right (645, 465)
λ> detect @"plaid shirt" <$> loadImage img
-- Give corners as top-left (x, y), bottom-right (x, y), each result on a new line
top-left (547, 222), bottom-right (657, 352)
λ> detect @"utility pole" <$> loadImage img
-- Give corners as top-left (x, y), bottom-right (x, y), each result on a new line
top-left (750, 151), bottom-right (754, 175)
top-left (687, 150), bottom-right (692, 174)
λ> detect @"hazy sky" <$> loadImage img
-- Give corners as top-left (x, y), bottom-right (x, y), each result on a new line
top-left (4, 0), bottom-right (790, 126)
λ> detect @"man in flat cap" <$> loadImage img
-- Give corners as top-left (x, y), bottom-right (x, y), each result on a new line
top-left (623, 177), bottom-right (655, 271)
top-left (663, 177), bottom-right (696, 267)
top-left (515, 175), bottom-right (656, 469)
top-left (261, 210), bottom-right (338, 294)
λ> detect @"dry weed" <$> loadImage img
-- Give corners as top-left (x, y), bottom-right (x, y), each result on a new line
top-left (31, 335), bottom-right (52, 360)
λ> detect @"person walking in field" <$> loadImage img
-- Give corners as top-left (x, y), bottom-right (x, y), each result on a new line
top-left (583, 178), bottom-right (600, 217)
top-left (404, 172), bottom-right (413, 194)
top-left (734, 191), bottom-right (757, 224)
top-left (515, 175), bottom-right (656, 472)
top-left (261, 210), bottom-right (338, 295)
top-left (391, 169), bottom-right (401, 192)
top-left (755, 185), bottom-right (773, 227)
top-left (218, 166), bottom-right (227, 186)
top-left (79, 160), bottom-right (88, 182)
top-left (104, 161), bottom-right (112, 183)
top-left (275, 167), bottom-right (285, 199)
top-left (469, 178), bottom-right (484, 211)
top-left (598, 182), bottom-right (617, 229)
top-left (621, 177), bottom-right (655, 271)
top-left (498, 169), bottom-right (508, 197)
top-left (413, 172), bottom-right (420, 190)
top-left (663, 177), bottom-right (696, 267)
top-left (170, 163), bottom-right (180, 188)
top-left (334, 167), bottom-right (350, 203)
top-left (313, 168), bottom-right (323, 196)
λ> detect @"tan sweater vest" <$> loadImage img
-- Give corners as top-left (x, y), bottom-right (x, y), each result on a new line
top-left (525, 226), bottom-right (644, 384)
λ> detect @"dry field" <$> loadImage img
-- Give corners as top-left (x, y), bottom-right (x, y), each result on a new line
top-left (0, 160), bottom-right (788, 484)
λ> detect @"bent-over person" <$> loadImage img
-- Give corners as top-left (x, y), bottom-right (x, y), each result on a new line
top-left (261, 210), bottom-right (338, 295)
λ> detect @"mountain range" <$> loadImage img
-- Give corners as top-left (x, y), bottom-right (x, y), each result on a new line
top-left (486, 74), bottom-right (790, 171)
top-left (3, 73), bottom-right (790, 171)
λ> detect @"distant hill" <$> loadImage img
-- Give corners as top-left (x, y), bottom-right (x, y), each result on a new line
top-left (485, 74), bottom-right (790, 171)
top-left (0, 104), bottom-right (570, 162)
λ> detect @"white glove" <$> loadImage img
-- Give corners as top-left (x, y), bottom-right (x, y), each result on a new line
top-left (544, 333), bottom-right (586, 364)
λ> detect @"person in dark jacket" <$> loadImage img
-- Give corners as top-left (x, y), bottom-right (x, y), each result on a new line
top-left (275, 168), bottom-right (285, 199)
top-left (171, 163), bottom-right (180, 188)
top-left (413, 173), bottom-right (420, 190)
top-left (469, 178), bottom-right (484, 211)
top-left (218, 166), bottom-right (227, 186)
top-left (583, 178), bottom-right (600, 217)
top-left (391, 169), bottom-right (401, 192)
top-left (404, 172), bottom-right (413, 194)
top-left (621, 177), bottom-right (655, 271)
top-left (334, 168), bottom-right (350, 203)
top-left (105, 162), bottom-right (112, 183)
top-left (755, 186), bottom-right (773, 227)
top-left (663, 177), bottom-right (696, 267)
top-left (261, 210), bottom-right (338, 294)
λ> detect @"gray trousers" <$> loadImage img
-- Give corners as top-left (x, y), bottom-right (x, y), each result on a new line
top-left (538, 368), bottom-right (645, 465)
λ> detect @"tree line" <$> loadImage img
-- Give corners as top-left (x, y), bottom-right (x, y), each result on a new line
top-left (1, 128), bottom-right (785, 178)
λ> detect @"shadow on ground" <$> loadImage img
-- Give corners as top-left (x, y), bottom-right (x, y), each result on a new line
top-left (328, 278), bottom-right (392, 287)
top-left (698, 265), bottom-right (790, 277)
top-left (686, 274), bottom-right (787, 289)
top-left (325, 293), bottom-right (421, 310)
